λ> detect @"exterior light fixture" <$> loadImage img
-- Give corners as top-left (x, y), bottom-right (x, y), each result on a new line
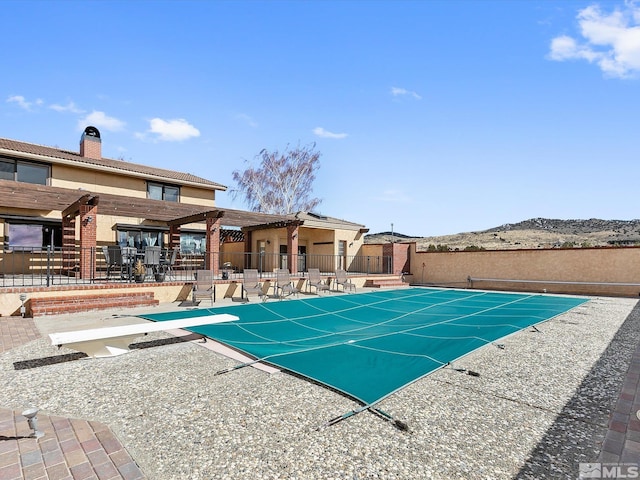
top-left (22, 408), bottom-right (44, 439)
top-left (19, 293), bottom-right (27, 317)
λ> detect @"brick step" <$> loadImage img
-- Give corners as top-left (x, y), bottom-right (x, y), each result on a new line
top-left (29, 292), bottom-right (158, 317)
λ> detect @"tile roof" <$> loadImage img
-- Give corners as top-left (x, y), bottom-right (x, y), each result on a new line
top-left (0, 137), bottom-right (226, 190)
top-left (290, 211), bottom-right (367, 230)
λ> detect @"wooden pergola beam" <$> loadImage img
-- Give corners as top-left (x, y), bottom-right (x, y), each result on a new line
top-left (62, 194), bottom-right (98, 219)
top-left (243, 219), bottom-right (304, 232)
top-left (167, 210), bottom-right (224, 227)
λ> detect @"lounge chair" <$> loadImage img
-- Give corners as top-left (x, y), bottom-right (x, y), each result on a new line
top-left (308, 268), bottom-right (329, 295)
top-left (243, 269), bottom-right (266, 301)
top-left (276, 268), bottom-right (300, 299)
top-left (193, 269), bottom-right (215, 305)
top-left (335, 268), bottom-right (356, 293)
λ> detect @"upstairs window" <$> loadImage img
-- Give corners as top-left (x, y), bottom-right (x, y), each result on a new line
top-left (147, 182), bottom-right (179, 202)
top-left (0, 157), bottom-right (50, 185)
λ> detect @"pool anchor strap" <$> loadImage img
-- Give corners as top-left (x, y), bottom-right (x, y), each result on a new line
top-left (318, 405), bottom-right (409, 431)
top-left (447, 362), bottom-right (481, 377)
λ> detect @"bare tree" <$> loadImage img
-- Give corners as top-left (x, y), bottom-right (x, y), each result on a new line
top-left (231, 143), bottom-right (322, 214)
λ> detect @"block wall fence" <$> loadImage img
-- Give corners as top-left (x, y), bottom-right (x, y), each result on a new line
top-left (405, 244), bottom-right (640, 297)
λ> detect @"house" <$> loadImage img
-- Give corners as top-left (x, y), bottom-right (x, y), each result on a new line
top-left (0, 127), bottom-right (371, 285)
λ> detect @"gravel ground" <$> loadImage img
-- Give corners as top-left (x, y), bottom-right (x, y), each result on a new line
top-left (1, 294), bottom-right (638, 479)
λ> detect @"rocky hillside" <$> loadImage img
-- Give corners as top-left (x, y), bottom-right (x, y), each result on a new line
top-left (365, 218), bottom-right (640, 250)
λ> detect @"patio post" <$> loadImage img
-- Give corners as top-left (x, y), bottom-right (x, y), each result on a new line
top-left (61, 216), bottom-right (76, 276)
top-left (79, 203), bottom-right (98, 280)
top-left (287, 224), bottom-right (299, 274)
top-left (205, 216), bottom-right (221, 276)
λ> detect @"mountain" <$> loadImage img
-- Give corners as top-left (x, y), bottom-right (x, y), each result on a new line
top-left (364, 218), bottom-right (640, 250)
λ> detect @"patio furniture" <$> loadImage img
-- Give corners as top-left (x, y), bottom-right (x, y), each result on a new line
top-left (307, 268), bottom-right (329, 295)
top-left (242, 269), bottom-right (266, 301)
top-left (276, 268), bottom-right (299, 299)
top-left (102, 246), bottom-right (118, 278)
top-left (335, 268), bottom-right (356, 293)
top-left (161, 248), bottom-right (178, 280)
top-left (121, 246), bottom-right (138, 280)
top-left (193, 269), bottom-right (215, 305)
top-left (107, 245), bottom-right (134, 279)
top-left (143, 246), bottom-right (162, 279)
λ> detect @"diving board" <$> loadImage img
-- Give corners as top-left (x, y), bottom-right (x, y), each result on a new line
top-left (49, 314), bottom-right (238, 358)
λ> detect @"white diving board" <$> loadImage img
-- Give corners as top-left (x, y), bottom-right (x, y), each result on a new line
top-left (49, 314), bottom-right (238, 358)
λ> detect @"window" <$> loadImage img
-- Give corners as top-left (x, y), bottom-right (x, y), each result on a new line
top-left (180, 232), bottom-right (205, 254)
top-left (5, 222), bottom-right (61, 252)
top-left (117, 229), bottom-right (164, 250)
top-left (0, 156), bottom-right (49, 185)
top-left (147, 182), bottom-right (179, 202)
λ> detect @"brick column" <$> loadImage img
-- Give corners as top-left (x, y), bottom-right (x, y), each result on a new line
top-left (205, 216), bottom-right (221, 276)
top-left (383, 242), bottom-right (411, 275)
top-left (61, 216), bottom-right (76, 276)
top-left (287, 224), bottom-right (299, 274)
top-left (79, 204), bottom-right (98, 280)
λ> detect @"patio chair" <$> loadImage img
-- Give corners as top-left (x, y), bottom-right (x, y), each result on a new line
top-left (108, 246), bottom-right (128, 279)
top-left (242, 269), bottom-right (266, 301)
top-left (161, 248), bottom-right (178, 280)
top-left (193, 269), bottom-right (215, 305)
top-left (307, 268), bottom-right (329, 295)
top-left (335, 268), bottom-right (356, 293)
top-left (121, 246), bottom-right (138, 279)
top-left (276, 268), bottom-right (300, 299)
top-left (102, 246), bottom-right (118, 278)
top-left (143, 246), bottom-right (161, 279)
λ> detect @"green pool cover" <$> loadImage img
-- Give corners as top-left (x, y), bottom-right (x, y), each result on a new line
top-left (140, 288), bottom-right (588, 407)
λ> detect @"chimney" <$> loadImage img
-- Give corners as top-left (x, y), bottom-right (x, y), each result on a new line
top-left (79, 126), bottom-right (102, 159)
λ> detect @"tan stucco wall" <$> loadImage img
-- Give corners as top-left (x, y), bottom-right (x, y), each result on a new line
top-left (51, 164), bottom-right (215, 207)
top-left (409, 244), bottom-right (640, 296)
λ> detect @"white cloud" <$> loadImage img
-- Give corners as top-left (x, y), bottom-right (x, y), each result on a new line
top-left (549, 2), bottom-right (640, 78)
top-left (235, 113), bottom-right (258, 127)
top-left (312, 127), bottom-right (348, 139)
top-left (78, 111), bottom-right (125, 132)
top-left (7, 95), bottom-right (43, 110)
top-left (390, 87), bottom-right (422, 100)
top-left (146, 118), bottom-right (200, 141)
top-left (50, 101), bottom-right (85, 114)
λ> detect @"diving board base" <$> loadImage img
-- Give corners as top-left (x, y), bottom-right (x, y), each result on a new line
top-left (49, 314), bottom-right (239, 358)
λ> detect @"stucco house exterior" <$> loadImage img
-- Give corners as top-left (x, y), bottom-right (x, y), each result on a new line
top-left (0, 127), bottom-right (370, 282)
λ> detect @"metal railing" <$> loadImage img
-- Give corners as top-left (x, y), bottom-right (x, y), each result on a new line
top-left (0, 246), bottom-right (392, 287)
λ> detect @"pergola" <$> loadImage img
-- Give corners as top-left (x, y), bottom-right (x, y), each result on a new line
top-left (0, 179), bottom-right (305, 278)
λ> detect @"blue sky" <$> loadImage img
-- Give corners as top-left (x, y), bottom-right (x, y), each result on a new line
top-left (2, 1), bottom-right (639, 236)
